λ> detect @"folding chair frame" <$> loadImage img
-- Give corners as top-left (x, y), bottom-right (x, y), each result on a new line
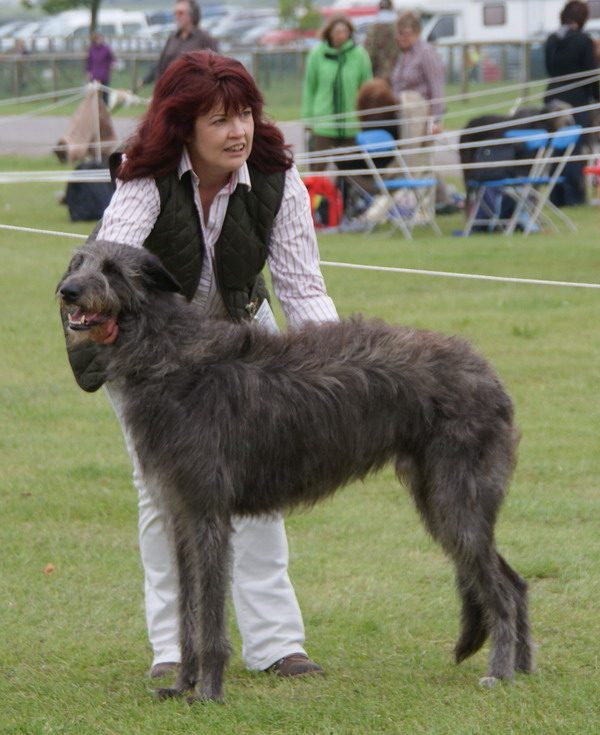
top-left (463, 126), bottom-right (582, 237)
top-left (355, 129), bottom-right (441, 240)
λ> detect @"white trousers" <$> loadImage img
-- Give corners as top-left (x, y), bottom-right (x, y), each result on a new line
top-left (105, 382), bottom-right (307, 670)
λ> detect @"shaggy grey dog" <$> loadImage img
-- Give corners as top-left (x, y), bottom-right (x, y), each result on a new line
top-left (57, 240), bottom-right (533, 703)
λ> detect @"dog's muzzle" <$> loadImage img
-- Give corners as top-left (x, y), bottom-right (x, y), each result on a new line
top-left (59, 283), bottom-right (111, 331)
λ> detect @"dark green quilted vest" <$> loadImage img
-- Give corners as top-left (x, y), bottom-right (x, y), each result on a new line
top-left (62, 164), bottom-right (285, 391)
top-left (146, 165), bottom-right (285, 319)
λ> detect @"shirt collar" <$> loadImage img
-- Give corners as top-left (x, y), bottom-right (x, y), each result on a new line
top-left (179, 148), bottom-right (252, 192)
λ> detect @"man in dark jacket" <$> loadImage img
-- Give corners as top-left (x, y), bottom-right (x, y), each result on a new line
top-left (140, 0), bottom-right (218, 87)
top-left (545, 0), bottom-right (599, 205)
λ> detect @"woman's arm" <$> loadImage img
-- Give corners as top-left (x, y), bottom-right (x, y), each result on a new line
top-left (97, 176), bottom-right (161, 245)
top-left (267, 166), bottom-right (339, 328)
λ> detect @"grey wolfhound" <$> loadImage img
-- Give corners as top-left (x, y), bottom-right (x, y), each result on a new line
top-left (57, 240), bottom-right (533, 703)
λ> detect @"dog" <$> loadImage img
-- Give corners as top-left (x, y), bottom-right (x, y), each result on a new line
top-left (57, 240), bottom-right (534, 702)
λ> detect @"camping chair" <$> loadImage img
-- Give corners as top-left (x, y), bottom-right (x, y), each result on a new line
top-left (514, 125), bottom-right (582, 235)
top-left (354, 129), bottom-right (440, 239)
top-left (463, 128), bottom-right (549, 236)
top-left (463, 126), bottom-right (582, 236)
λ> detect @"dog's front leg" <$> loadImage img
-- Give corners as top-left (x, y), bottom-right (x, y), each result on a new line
top-left (196, 518), bottom-right (231, 702)
top-left (192, 514), bottom-right (233, 703)
top-left (156, 517), bottom-right (203, 700)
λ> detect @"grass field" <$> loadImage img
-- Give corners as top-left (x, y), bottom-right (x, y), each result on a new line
top-left (1, 156), bottom-right (599, 734)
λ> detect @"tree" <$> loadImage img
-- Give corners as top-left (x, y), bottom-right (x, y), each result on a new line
top-left (277, 0), bottom-right (321, 31)
top-left (24, 0), bottom-right (103, 33)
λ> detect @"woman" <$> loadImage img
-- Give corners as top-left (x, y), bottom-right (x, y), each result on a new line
top-left (85, 32), bottom-right (115, 105)
top-left (302, 13), bottom-right (372, 170)
top-left (75, 50), bottom-right (338, 680)
top-left (545, 0), bottom-right (599, 205)
top-left (390, 11), bottom-right (445, 134)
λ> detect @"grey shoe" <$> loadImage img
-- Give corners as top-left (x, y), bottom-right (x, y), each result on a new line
top-left (149, 661), bottom-right (179, 679)
top-left (266, 653), bottom-right (325, 677)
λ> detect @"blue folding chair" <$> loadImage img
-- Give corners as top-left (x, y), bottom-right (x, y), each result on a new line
top-left (514, 125), bottom-right (582, 235)
top-left (463, 126), bottom-right (582, 236)
top-left (355, 129), bottom-right (440, 239)
top-left (463, 128), bottom-right (549, 236)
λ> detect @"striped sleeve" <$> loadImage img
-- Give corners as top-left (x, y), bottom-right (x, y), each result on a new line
top-left (97, 176), bottom-right (161, 247)
top-left (268, 165), bottom-right (339, 328)
top-left (423, 45), bottom-right (445, 119)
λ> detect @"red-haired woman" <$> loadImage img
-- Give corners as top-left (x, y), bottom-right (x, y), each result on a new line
top-left (93, 50), bottom-right (337, 680)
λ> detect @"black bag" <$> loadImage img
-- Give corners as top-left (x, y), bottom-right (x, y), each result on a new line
top-left (65, 162), bottom-right (113, 222)
top-left (469, 141), bottom-right (525, 183)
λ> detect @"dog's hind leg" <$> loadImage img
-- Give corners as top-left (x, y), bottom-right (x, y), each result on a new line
top-left (497, 553), bottom-right (534, 673)
top-left (454, 571), bottom-right (490, 663)
top-left (401, 453), bottom-right (519, 683)
top-left (463, 549), bottom-right (517, 685)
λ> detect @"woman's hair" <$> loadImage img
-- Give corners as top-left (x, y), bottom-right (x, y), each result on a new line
top-left (396, 10), bottom-right (421, 34)
top-left (319, 13), bottom-right (355, 45)
top-left (356, 78), bottom-right (397, 121)
top-left (560, 0), bottom-right (589, 28)
top-left (356, 78), bottom-right (399, 141)
top-left (118, 51), bottom-right (292, 181)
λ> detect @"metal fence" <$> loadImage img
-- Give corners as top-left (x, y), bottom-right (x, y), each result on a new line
top-left (0, 41), bottom-right (548, 104)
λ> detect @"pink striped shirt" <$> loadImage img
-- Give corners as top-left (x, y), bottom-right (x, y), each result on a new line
top-left (98, 149), bottom-right (338, 328)
top-left (391, 40), bottom-right (446, 120)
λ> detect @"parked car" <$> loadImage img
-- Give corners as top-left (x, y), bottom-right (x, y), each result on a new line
top-left (259, 28), bottom-right (317, 48)
top-left (32, 9), bottom-right (151, 52)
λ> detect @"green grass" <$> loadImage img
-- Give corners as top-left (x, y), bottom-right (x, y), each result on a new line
top-left (1, 157), bottom-right (600, 733)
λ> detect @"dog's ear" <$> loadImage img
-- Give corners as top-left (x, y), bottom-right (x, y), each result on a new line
top-left (141, 253), bottom-right (182, 294)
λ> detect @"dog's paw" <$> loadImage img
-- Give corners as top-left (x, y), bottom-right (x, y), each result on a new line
top-left (478, 676), bottom-right (500, 688)
top-left (187, 691), bottom-right (226, 705)
top-left (154, 686), bottom-right (187, 700)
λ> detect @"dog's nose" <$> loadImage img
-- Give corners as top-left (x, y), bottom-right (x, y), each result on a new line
top-left (59, 283), bottom-right (80, 303)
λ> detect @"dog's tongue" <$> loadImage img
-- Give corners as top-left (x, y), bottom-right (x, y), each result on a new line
top-left (91, 317), bottom-right (119, 345)
top-left (68, 310), bottom-right (119, 344)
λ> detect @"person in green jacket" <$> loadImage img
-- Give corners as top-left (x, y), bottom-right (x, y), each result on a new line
top-left (303, 13), bottom-right (372, 171)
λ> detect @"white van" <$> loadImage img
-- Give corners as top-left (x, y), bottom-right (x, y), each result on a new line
top-left (33, 9), bottom-right (150, 51)
top-left (419, 0), bottom-right (600, 45)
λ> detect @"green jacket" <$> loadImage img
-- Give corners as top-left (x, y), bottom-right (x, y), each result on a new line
top-left (61, 163), bottom-right (285, 392)
top-left (302, 39), bottom-right (372, 139)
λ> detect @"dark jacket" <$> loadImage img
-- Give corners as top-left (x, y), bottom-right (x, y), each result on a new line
top-left (545, 27), bottom-right (599, 108)
top-left (143, 27), bottom-right (219, 85)
top-left (61, 163), bottom-right (285, 392)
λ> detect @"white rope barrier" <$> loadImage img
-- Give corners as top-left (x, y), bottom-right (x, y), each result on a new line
top-left (297, 102), bottom-right (600, 164)
top-left (319, 260), bottom-right (600, 290)
top-left (1, 223), bottom-right (598, 290)
top-left (0, 224), bottom-right (86, 239)
top-left (0, 90), bottom-right (89, 127)
top-left (0, 170), bottom-right (112, 183)
top-left (0, 86), bottom-right (90, 107)
top-left (300, 68), bottom-right (600, 129)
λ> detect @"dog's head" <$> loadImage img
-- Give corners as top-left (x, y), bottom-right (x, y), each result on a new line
top-left (56, 240), bottom-right (181, 344)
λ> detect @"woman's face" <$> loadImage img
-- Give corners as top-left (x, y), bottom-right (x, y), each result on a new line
top-left (188, 104), bottom-right (254, 180)
top-left (330, 22), bottom-right (351, 49)
top-left (397, 25), bottom-right (419, 52)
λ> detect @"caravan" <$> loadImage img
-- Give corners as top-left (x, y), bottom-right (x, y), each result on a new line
top-left (420, 1), bottom-right (600, 45)
top-left (330, 0), bottom-right (600, 44)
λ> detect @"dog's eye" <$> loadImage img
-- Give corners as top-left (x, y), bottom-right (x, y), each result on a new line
top-left (102, 259), bottom-right (121, 276)
top-left (69, 253), bottom-right (85, 271)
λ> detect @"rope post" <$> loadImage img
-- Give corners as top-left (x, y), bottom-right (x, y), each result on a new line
top-left (93, 81), bottom-right (102, 165)
top-left (522, 42), bottom-right (531, 99)
top-left (461, 44), bottom-right (470, 102)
